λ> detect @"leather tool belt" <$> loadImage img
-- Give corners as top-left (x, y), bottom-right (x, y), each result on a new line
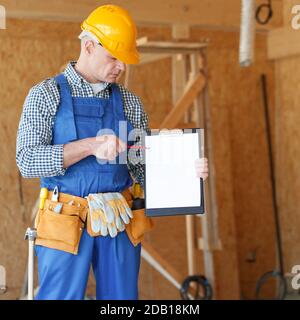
top-left (34, 188), bottom-right (154, 255)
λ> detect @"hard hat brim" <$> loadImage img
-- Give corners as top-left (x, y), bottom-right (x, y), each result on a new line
top-left (112, 48), bottom-right (140, 65)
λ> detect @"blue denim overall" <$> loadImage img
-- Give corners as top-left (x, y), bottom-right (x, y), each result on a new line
top-left (35, 74), bottom-right (141, 300)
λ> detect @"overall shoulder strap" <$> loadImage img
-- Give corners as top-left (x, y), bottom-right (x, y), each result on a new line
top-left (52, 73), bottom-right (77, 142)
top-left (111, 83), bottom-right (126, 121)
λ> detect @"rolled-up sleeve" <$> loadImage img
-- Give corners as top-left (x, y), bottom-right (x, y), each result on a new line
top-left (16, 86), bottom-right (66, 178)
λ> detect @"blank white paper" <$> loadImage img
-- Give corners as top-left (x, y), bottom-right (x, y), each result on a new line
top-left (145, 131), bottom-right (203, 209)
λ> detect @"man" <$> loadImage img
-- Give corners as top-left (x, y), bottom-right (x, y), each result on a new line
top-left (16, 4), bottom-right (208, 300)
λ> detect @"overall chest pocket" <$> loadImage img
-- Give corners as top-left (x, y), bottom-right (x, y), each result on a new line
top-left (74, 103), bottom-right (105, 123)
top-left (73, 103), bottom-right (105, 138)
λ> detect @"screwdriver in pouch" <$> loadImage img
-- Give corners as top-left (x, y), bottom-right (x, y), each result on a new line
top-left (39, 188), bottom-right (48, 210)
top-left (51, 186), bottom-right (59, 202)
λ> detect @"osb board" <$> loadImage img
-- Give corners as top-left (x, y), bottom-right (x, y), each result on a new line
top-left (274, 56), bottom-right (300, 274)
top-left (128, 57), bottom-right (173, 128)
top-left (266, 0), bottom-right (300, 285)
top-left (0, 20), bottom-right (80, 300)
top-left (188, 28), bottom-right (277, 299)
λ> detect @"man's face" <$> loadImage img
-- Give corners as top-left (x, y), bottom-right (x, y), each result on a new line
top-left (86, 41), bottom-right (125, 83)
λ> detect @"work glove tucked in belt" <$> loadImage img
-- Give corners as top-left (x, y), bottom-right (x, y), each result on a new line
top-left (87, 192), bottom-right (133, 237)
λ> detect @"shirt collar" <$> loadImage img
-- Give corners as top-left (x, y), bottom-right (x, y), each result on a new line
top-left (63, 61), bottom-right (111, 92)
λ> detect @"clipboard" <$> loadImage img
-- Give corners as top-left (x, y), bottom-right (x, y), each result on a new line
top-left (143, 128), bottom-right (205, 217)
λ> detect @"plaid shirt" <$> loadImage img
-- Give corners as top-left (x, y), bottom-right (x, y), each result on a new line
top-left (16, 62), bottom-right (148, 187)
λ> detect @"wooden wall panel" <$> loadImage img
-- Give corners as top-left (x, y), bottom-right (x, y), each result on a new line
top-left (189, 28), bottom-right (277, 299)
top-left (130, 57), bottom-right (173, 128)
top-left (274, 56), bottom-right (300, 275)
top-left (265, 0), bottom-right (300, 296)
top-left (0, 36), bottom-right (64, 300)
top-left (0, 19), bottom-right (79, 300)
top-left (130, 25), bottom-right (277, 299)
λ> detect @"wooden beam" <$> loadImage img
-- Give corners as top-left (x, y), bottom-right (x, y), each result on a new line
top-left (268, 27), bottom-right (300, 60)
top-left (136, 36), bottom-right (148, 46)
top-left (142, 241), bottom-right (201, 297)
top-left (172, 54), bottom-right (187, 118)
top-left (1, 0), bottom-right (283, 30)
top-left (0, 5), bottom-right (5, 29)
top-left (160, 73), bottom-right (206, 129)
top-left (189, 53), bottom-right (202, 124)
top-left (138, 41), bottom-right (207, 54)
top-left (140, 53), bottom-right (171, 65)
top-left (142, 241), bottom-right (183, 285)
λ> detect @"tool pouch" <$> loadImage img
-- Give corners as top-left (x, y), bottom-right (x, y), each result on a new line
top-left (35, 199), bottom-right (87, 255)
top-left (125, 208), bottom-right (154, 246)
top-left (35, 189), bottom-right (154, 253)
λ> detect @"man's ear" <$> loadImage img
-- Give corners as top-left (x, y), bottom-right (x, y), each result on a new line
top-left (84, 40), bottom-right (95, 55)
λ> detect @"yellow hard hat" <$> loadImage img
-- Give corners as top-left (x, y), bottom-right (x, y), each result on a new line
top-left (81, 4), bottom-right (139, 64)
